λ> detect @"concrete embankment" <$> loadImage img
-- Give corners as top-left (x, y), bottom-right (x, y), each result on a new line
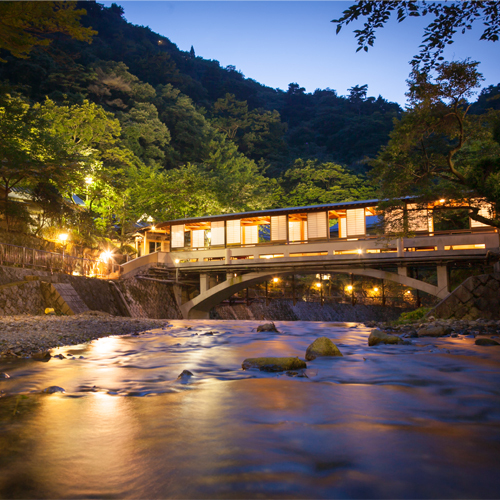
top-left (213, 299), bottom-right (411, 323)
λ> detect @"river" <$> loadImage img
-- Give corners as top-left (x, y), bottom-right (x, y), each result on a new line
top-left (1, 320), bottom-right (500, 499)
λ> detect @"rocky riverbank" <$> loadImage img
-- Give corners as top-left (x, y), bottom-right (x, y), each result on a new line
top-left (367, 317), bottom-right (500, 343)
top-left (0, 312), bottom-right (167, 358)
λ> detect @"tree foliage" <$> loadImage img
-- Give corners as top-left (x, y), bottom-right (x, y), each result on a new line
top-left (333, 1), bottom-right (500, 72)
top-left (0, 1), bottom-right (95, 62)
top-left (372, 60), bottom-right (500, 228)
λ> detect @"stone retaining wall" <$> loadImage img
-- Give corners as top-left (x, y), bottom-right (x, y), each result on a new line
top-left (430, 273), bottom-right (500, 320)
top-left (0, 280), bottom-right (45, 315)
top-left (116, 277), bottom-right (182, 319)
top-left (214, 300), bottom-right (411, 322)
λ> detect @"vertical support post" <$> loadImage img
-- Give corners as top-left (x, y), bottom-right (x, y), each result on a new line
top-left (175, 267), bottom-right (179, 283)
top-left (265, 281), bottom-right (269, 306)
top-left (397, 238), bottom-right (404, 257)
top-left (292, 274), bottom-right (296, 306)
top-left (398, 266), bottom-right (407, 277)
top-left (320, 283), bottom-right (324, 307)
top-left (200, 273), bottom-right (208, 294)
top-left (382, 280), bottom-right (386, 307)
top-left (351, 273), bottom-right (355, 306)
top-left (415, 267), bottom-right (421, 308)
top-left (246, 287), bottom-right (249, 307)
top-left (437, 264), bottom-right (449, 294)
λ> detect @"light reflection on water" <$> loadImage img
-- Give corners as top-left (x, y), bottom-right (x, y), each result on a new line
top-left (1, 320), bottom-right (500, 499)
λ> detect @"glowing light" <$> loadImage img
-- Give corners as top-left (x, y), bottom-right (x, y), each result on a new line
top-left (207, 232), bottom-right (211, 239)
top-left (406, 290), bottom-right (412, 295)
top-left (273, 277), bottom-right (279, 283)
top-left (373, 287), bottom-right (379, 292)
top-left (439, 199), bottom-right (445, 203)
top-left (175, 259), bottom-right (180, 264)
top-left (58, 233), bottom-right (68, 242)
top-left (85, 176), bottom-right (93, 185)
top-left (100, 250), bottom-right (113, 262)
top-left (315, 282), bottom-right (321, 288)
top-left (357, 249), bottom-right (362, 254)
top-left (346, 285), bottom-right (353, 292)
top-left (151, 225), bottom-right (156, 231)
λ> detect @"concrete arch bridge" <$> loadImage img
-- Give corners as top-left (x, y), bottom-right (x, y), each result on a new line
top-left (122, 230), bottom-right (499, 319)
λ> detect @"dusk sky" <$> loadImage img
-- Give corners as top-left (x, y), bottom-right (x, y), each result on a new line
top-left (102, 1), bottom-right (500, 105)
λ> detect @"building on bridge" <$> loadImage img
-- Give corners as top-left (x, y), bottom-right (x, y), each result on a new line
top-left (125, 198), bottom-right (498, 319)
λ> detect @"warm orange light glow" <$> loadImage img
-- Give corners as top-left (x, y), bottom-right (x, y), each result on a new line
top-left (439, 199), bottom-right (445, 203)
top-left (175, 259), bottom-right (180, 264)
top-left (406, 290), bottom-right (411, 294)
top-left (357, 249), bottom-right (362, 254)
top-left (85, 176), bottom-right (93, 185)
top-left (346, 285), bottom-right (353, 292)
top-left (100, 250), bottom-right (113, 262)
top-left (151, 225), bottom-right (156, 231)
top-left (58, 233), bottom-right (68, 242)
top-left (315, 282), bottom-right (321, 288)
top-left (373, 287), bottom-right (379, 292)
top-left (273, 277), bottom-right (279, 283)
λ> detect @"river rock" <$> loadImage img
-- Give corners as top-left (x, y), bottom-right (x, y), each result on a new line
top-left (305, 337), bottom-right (343, 360)
top-left (242, 357), bottom-right (306, 372)
top-left (0, 372), bottom-right (10, 379)
top-left (31, 351), bottom-right (52, 361)
top-left (475, 338), bottom-right (500, 346)
top-left (417, 325), bottom-right (452, 337)
top-left (368, 329), bottom-right (401, 346)
top-left (257, 323), bottom-right (279, 333)
top-left (42, 386), bottom-right (65, 394)
top-left (177, 369), bottom-right (194, 378)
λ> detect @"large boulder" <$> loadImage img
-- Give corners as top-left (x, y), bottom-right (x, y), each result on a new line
top-left (417, 325), bottom-right (452, 337)
top-left (475, 338), bottom-right (500, 346)
top-left (305, 337), bottom-right (343, 361)
top-left (368, 329), bottom-right (401, 346)
top-left (242, 357), bottom-right (306, 372)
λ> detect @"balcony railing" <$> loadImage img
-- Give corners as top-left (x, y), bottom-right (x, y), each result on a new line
top-left (0, 243), bottom-right (120, 278)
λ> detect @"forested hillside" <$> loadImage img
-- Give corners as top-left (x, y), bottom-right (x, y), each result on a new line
top-left (1, 1), bottom-right (497, 248)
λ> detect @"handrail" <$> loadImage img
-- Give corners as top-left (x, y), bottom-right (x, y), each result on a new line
top-left (0, 242), bottom-right (120, 278)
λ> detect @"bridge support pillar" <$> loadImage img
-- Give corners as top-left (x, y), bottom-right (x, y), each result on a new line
top-left (397, 266), bottom-right (407, 277)
top-left (200, 273), bottom-right (208, 294)
top-left (397, 238), bottom-right (404, 257)
top-left (437, 265), bottom-right (449, 295)
top-left (209, 275), bottom-right (218, 289)
top-left (494, 261), bottom-right (500, 273)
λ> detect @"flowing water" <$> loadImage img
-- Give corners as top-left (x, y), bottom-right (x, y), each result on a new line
top-left (1, 320), bottom-right (500, 499)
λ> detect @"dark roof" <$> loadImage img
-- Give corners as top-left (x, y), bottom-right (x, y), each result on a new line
top-left (151, 198), bottom-right (381, 230)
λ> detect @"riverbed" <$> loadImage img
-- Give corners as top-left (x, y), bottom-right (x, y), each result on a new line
top-left (1, 320), bottom-right (500, 499)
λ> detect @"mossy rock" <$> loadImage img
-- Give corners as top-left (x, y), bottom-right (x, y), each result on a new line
top-left (242, 356), bottom-right (306, 372)
top-left (305, 337), bottom-right (343, 360)
top-left (368, 329), bottom-right (401, 346)
top-left (256, 322), bottom-right (279, 332)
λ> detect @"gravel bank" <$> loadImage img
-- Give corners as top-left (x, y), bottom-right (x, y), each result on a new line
top-left (0, 312), bottom-right (168, 358)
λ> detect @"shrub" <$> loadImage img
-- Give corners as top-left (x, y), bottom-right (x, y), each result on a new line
top-left (395, 307), bottom-right (431, 325)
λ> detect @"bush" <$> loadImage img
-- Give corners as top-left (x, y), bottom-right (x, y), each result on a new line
top-left (394, 307), bottom-right (431, 325)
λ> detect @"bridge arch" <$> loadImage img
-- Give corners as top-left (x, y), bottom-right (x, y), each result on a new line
top-left (180, 267), bottom-right (449, 319)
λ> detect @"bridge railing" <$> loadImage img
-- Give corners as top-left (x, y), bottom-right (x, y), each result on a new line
top-left (162, 230), bottom-right (499, 270)
top-left (0, 242), bottom-right (120, 278)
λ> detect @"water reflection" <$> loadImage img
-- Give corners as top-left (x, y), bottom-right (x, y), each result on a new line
top-left (1, 320), bottom-right (500, 498)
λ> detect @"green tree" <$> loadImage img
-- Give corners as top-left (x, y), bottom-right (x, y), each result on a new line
top-left (0, 1), bottom-right (96, 62)
top-left (333, 1), bottom-right (500, 72)
top-left (0, 92), bottom-right (87, 231)
top-left (372, 60), bottom-right (500, 228)
top-left (280, 159), bottom-right (376, 207)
